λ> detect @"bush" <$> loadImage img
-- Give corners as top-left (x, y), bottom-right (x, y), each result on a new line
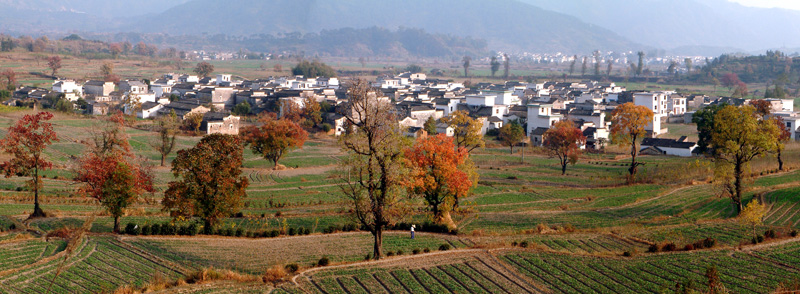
top-left (396, 250), bottom-right (404, 256)
top-left (320, 123), bottom-right (332, 132)
top-left (141, 225), bottom-right (151, 236)
top-left (423, 247), bottom-right (430, 253)
top-left (317, 257), bottom-right (330, 267)
top-left (648, 244), bottom-right (659, 253)
top-left (792, 230), bottom-right (798, 237)
top-left (364, 253), bottom-right (372, 260)
top-left (288, 227), bottom-right (296, 236)
top-left (235, 228), bottom-right (243, 237)
top-left (511, 241), bottom-right (518, 247)
top-left (285, 263), bottom-right (299, 273)
top-left (386, 251), bottom-right (395, 257)
top-left (662, 243), bottom-right (677, 252)
top-left (765, 229), bottom-right (777, 239)
top-left (262, 265), bottom-right (287, 285)
top-left (125, 223), bottom-right (139, 235)
top-left (703, 238), bottom-right (716, 248)
top-left (622, 251), bottom-right (632, 257)
top-left (684, 244), bottom-right (695, 251)
top-left (150, 224), bottom-right (161, 235)
top-left (439, 244), bottom-right (451, 251)
top-left (412, 248), bottom-right (421, 255)
top-left (519, 241), bottom-right (529, 248)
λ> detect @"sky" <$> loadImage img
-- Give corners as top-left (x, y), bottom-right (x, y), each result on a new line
top-left (730, 0), bottom-right (800, 10)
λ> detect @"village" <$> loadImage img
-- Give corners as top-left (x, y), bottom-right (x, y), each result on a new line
top-left (5, 70), bottom-right (799, 157)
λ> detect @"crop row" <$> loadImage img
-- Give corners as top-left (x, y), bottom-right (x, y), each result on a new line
top-left (0, 239), bottom-right (66, 272)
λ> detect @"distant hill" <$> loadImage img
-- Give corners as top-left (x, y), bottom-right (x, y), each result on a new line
top-left (519, 0), bottom-right (800, 54)
top-left (125, 0), bottom-right (642, 54)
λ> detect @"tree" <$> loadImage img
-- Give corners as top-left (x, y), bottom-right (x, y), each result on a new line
top-left (358, 57), bottom-right (366, 68)
top-left (732, 82), bottom-right (748, 98)
top-left (47, 56), bottom-right (62, 77)
top-left (711, 105), bottom-right (779, 214)
top-left (163, 134), bottom-right (249, 230)
top-left (423, 116), bottom-right (438, 135)
top-left (569, 55), bottom-right (577, 75)
top-left (440, 110), bottom-right (485, 152)
top-left (503, 53), bottom-right (510, 79)
top-left (232, 101), bottom-right (251, 116)
top-left (242, 113), bottom-right (307, 168)
top-left (684, 57), bottom-right (693, 74)
top-left (109, 43), bottom-right (122, 58)
top-left (721, 73), bottom-right (740, 91)
top-left (543, 120), bottom-right (587, 175)
top-left (75, 148), bottom-right (153, 233)
top-left (490, 56), bottom-right (500, 77)
top-left (302, 96), bottom-right (322, 128)
top-left (498, 122), bottom-right (524, 154)
top-left (610, 103), bottom-right (654, 183)
top-left (291, 60), bottom-right (336, 78)
top-left (462, 56), bottom-right (471, 77)
top-left (771, 116), bottom-right (791, 171)
top-left (581, 56), bottom-right (588, 76)
top-left (0, 112), bottom-right (59, 217)
top-left (593, 51), bottom-right (602, 76)
top-left (636, 51), bottom-right (645, 76)
top-left (184, 112), bottom-right (204, 132)
top-left (692, 103), bottom-right (727, 154)
top-left (273, 64), bottom-right (282, 73)
top-left (404, 134), bottom-right (476, 229)
top-left (100, 62), bottom-right (114, 79)
top-left (667, 60), bottom-right (678, 76)
top-left (405, 64), bottom-right (423, 73)
top-left (148, 113), bottom-right (178, 167)
top-left (193, 61), bottom-right (214, 78)
top-left (738, 198), bottom-right (767, 240)
top-left (1, 69), bottom-right (16, 90)
top-left (339, 79), bottom-right (409, 260)
top-left (606, 59), bottom-right (614, 77)
top-left (748, 99), bottom-right (772, 117)
top-left (135, 42), bottom-right (147, 55)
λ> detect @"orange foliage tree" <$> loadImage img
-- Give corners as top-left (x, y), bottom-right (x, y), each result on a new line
top-left (242, 113), bottom-right (308, 168)
top-left (0, 112), bottom-right (59, 218)
top-left (404, 134), bottom-right (476, 228)
top-left (543, 120), bottom-right (587, 175)
top-left (610, 102), bottom-right (654, 183)
top-left (163, 134), bottom-right (249, 230)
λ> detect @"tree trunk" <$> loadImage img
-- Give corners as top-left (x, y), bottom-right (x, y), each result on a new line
top-left (561, 160), bottom-right (567, 175)
top-left (509, 146), bottom-right (513, 154)
top-left (31, 166), bottom-right (45, 218)
top-left (734, 159), bottom-right (743, 214)
top-left (113, 215), bottom-right (121, 233)
top-left (628, 141), bottom-right (638, 183)
top-left (778, 149), bottom-right (784, 171)
top-left (160, 153), bottom-right (166, 167)
top-left (373, 229), bottom-right (382, 260)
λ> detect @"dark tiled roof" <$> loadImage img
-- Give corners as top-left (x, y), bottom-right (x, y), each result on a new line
top-left (641, 138), bottom-right (697, 149)
top-left (531, 127), bottom-right (549, 136)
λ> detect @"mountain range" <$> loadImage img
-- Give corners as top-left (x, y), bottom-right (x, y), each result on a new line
top-left (2, 0), bottom-right (800, 56)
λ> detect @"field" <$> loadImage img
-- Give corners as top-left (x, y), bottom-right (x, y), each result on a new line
top-left (1, 52), bottom-right (800, 292)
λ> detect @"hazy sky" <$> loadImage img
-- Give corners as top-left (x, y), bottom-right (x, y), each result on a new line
top-left (730, 0), bottom-right (800, 10)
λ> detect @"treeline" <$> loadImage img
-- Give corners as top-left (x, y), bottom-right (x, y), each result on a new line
top-left (692, 50), bottom-right (799, 97)
top-left (0, 34), bottom-right (179, 60)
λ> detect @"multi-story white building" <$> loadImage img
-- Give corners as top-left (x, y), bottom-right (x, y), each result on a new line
top-left (526, 103), bottom-right (562, 136)
top-left (633, 92), bottom-right (669, 135)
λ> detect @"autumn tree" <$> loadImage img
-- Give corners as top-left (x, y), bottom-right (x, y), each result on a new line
top-left (490, 56), bottom-right (500, 77)
top-left (163, 134), bottom-right (249, 230)
top-left (0, 112), bottom-right (59, 218)
top-left (47, 56), bottom-right (62, 77)
top-left (109, 43), bottom-right (122, 58)
top-left (543, 120), bottom-right (587, 175)
top-left (100, 62), bottom-right (113, 78)
top-left (738, 198), bottom-right (766, 240)
top-left (184, 112), bottom-right (204, 132)
top-left (1, 69), bottom-right (16, 90)
top-left (148, 113), bottom-right (179, 166)
top-left (610, 103), bottom-right (654, 183)
top-left (749, 99), bottom-right (772, 117)
top-left (771, 116), bottom-right (791, 171)
top-left (440, 110), bottom-right (485, 152)
top-left (89, 113), bottom-right (132, 157)
top-left (193, 61), bottom-right (214, 78)
top-left (302, 96), bottom-right (322, 128)
top-left (75, 148), bottom-right (153, 233)
top-left (404, 134), bottom-right (476, 229)
top-left (338, 79), bottom-right (409, 260)
top-left (242, 113), bottom-right (308, 169)
top-left (462, 56), bottom-right (471, 77)
top-left (732, 82), bottom-right (748, 98)
top-left (498, 122), bottom-right (524, 154)
top-left (721, 73), bottom-right (740, 91)
top-left (712, 105), bottom-right (779, 214)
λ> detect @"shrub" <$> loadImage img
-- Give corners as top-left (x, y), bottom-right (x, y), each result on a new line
top-left (622, 251), bottom-right (632, 257)
top-left (317, 257), bottom-right (330, 267)
top-left (765, 229), bottom-right (777, 239)
top-left (235, 228), bottom-right (243, 237)
top-left (519, 241), bottom-right (529, 248)
top-left (150, 224), bottom-right (161, 235)
top-left (648, 244), bottom-right (659, 253)
top-left (703, 238), bottom-right (716, 248)
top-left (662, 243), bottom-right (677, 252)
top-left (563, 224), bottom-right (576, 233)
top-left (185, 224), bottom-right (199, 236)
top-left (511, 241), bottom-right (518, 247)
top-left (262, 265), bottom-right (287, 285)
top-left (302, 227), bottom-right (311, 235)
top-left (364, 253), bottom-right (372, 260)
top-left (125, 223), bottom-right (140, 235)
top-left (792, 230), bottom-right (798, 237)
top-left (396, 250), bottom-right (404, 256)
top-left (9, 224), bottom-right (15, 230)
top-left (320, 123), bottom-right (332, 132)
top-left (284, 264), bottom-right (299, 273)
top-left (141, 225), bottom-right (151, 236)
top-left (684, 244), bottom-right (695, 251)
top-left (423, 248), bottom-right (430, 253)
top-left (288, 227), bottom-right (296, 236)
top-left (386, 251), bottom-right (395, 257)
top-left (439, 244), bottom-right (451, 251)
top-left (412, 248), bottom-right (420, 255)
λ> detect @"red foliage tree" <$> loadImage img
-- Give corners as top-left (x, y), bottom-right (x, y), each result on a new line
top-left (404, 134), bottom-right (476, 228)
top-left (543, 120), bottom-right (587, 175)
top-left (241, 113), bottom-right (308, 168)
top-left (733, 82), bottom-right (749, 98)
top-left (0, 112), bottom-right (59, 217)
top-left (109, 43), bottom-right (122, 59)
top-left (721, 73), bottom-right (740, 91)
top-left (75, 152), bottom-right (154, 232)
top-left (748, 99), bottom-right (772, 117)
top-left (47, 56), bottom-right (62, 77)
top-left (1, 69), bottom-right (16, 90)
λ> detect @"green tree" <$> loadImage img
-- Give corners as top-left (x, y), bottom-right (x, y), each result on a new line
top-left (163, 134), bottom-right (249, 230)
top-left (498, 122), bottom-right (524, 154)
top-left (684, 57), bottom-right (693, 74)
top-left (569, 55), bottom-right (577, 75)
top-left (490, 56), bottom-right (500, 77)
top-left (405, 64), bottom-right (423, 73)
top-left (291, 60), bottom-right (336, 78)
top-left (581, 56), bottom-right (588, 76)
top-left (692, 103), bottom-right (727, 155)
top-left (423, 116), bottom-right (438, 135)
top-left (711, 105), bottom-right (779, 214)
top-left (462, 56), bottom-right (471, 77)
top-left (636, 51), bottom-right (645, 76)
top-left (503, 53), bottom-right (510, 79)
top-left (232, 101), bottom-right (251, 116)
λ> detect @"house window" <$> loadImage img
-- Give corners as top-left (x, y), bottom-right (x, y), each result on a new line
top-left (788, 122), bottom-right (792, 128)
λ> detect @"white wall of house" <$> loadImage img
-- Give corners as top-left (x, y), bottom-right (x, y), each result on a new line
top-left (466, 94), bottom-right (494, 106)
top-left (526, 104), bottom-right (561, 136)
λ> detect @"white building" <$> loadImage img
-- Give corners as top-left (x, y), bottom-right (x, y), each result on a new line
top-left (52, 79), bottom-right (82, 101)
top-left (633, 92), bottom-right (669, 135)
top-left (526, 104), bottom-right (562, 136)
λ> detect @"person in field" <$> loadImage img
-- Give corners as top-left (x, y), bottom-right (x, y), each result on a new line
top-left (411, 224), bottom-right (415, 239)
